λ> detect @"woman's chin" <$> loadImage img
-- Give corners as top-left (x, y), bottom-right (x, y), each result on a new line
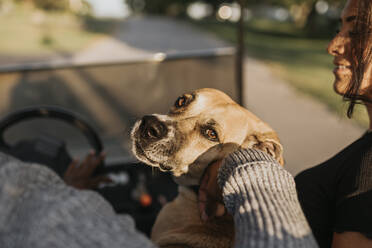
top-left (333, 80), bottom-right (350, 96)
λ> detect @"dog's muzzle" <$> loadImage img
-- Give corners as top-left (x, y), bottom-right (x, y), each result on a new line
top-left (132, 115), bottom-right (178, 173)
top-left (139, 115), bottom-right (168, 142)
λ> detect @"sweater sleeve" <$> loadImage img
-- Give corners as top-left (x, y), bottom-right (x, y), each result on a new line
top-left (0, 152), bottom-right (156, 248)
top-left (217, 149), bottom-right (318, 248)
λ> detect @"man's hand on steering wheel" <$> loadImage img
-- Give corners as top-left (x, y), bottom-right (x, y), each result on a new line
top-left (198, 159), bottom-right (227, 222)
top-left (63, 150), bottom-right (111, 190)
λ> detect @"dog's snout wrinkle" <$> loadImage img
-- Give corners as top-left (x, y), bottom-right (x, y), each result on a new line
top-left (140, 115), bottom-right (168, 140)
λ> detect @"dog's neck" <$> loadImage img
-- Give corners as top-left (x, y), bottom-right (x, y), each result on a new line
top-left (172, 172), bottom-right (200, 195)
top-left (177, 185), bottom-right (200, 199)
top-left (173, 173), bottom-right (200, 186)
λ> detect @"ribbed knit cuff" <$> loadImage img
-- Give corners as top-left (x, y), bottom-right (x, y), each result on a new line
top-left (218, 149), bottom-right (277, 187)
top-left (217, 148), bottom-right (318, 248)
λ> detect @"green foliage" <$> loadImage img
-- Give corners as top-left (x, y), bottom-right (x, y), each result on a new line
top-left (33, 0), bottom-right (69, 11)
top-left (133, 0), bottom-right (193, 16)
top-left (13, 0), bottom-right (70, 12)
top-left (256, 0), bottom-right (345, 7)
top-left (134, 0), bottom-right (345, 20)
top-left (81, 15), bottom-right (119, 33)
top-left (41, 33), bottom-right (53, 46)
top-left (201, 0), bottom-right (233, 10)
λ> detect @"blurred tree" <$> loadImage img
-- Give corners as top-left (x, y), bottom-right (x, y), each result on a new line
top-left (202, 0), bottom-right (233, 12)
top-left (11, 0), bottom-right (92, 14)
top-left (258, 0), bottom-right (345, 27)
top-left (129, 0), bottom-right (344, 30)
top-left (33, 0), bottom-right (69, 11)
top-left (127, 0), bottom-right (193, 16)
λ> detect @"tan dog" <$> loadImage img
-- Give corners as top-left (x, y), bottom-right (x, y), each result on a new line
top-left (131, 88), bottom-right (283, 248)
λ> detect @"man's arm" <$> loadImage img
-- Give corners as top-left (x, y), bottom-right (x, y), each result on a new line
top-left (0, 152), bottom-right (156, 248)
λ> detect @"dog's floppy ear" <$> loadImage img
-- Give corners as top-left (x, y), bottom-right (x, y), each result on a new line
top-left (242, 132), bottom-right (284, 166)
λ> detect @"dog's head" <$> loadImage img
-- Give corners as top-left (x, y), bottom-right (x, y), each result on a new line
top-left (131, 88), bottom-right (283, 185)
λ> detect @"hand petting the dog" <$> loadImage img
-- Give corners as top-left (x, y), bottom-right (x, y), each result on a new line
top-left (198, 159), bottom-right (227, 221)
top-left (63, 150), bottom-right (110, 190)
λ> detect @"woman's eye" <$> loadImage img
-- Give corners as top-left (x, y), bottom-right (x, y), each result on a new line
top-left (204, 128), bottom-right (218, 141)
top-left (175, 96), bottom-right (186, 108)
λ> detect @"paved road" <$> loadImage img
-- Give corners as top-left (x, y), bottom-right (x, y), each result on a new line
top-left (74, 16), bottom-right (230, 63)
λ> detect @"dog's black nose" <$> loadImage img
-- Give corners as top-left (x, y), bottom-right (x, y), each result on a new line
top-left (140, 115), bottom-right (168, 140)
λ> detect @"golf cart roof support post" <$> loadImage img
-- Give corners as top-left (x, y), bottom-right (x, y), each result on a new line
top-left (236, 0), bottom-right (245, 106)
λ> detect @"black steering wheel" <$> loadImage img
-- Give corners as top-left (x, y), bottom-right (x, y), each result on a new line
top-left (0, 106), bottom-right (103, 176)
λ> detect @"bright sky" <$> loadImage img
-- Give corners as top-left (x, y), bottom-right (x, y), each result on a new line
top-left (85, 0), bottom-right (130, 18)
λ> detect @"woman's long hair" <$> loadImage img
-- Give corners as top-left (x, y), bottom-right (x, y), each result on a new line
top-left (345, 0), bottom-right (372, 117)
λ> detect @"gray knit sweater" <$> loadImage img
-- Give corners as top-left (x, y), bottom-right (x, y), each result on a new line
top-left (218, 149), bottom-right (318, 247)
top-left (0, 149), bottom-right (317, 248)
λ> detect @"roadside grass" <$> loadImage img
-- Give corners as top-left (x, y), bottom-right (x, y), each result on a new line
top-left (195, 18), bottom-right (368, 127)
top-left (0, 4), bottom-right (118, 57)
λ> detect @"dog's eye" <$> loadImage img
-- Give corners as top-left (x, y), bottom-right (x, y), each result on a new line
top-left (204, 128), bottom-right (219, 142)
top-left (175, 96), bottom-right (187, 108)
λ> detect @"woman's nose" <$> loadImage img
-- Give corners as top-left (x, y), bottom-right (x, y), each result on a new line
top-left (327, 35), bottom-right (346, 56)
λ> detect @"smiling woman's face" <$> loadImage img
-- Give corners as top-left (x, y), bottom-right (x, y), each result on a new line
top-left (327, 0), bottom-right (372, 99)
